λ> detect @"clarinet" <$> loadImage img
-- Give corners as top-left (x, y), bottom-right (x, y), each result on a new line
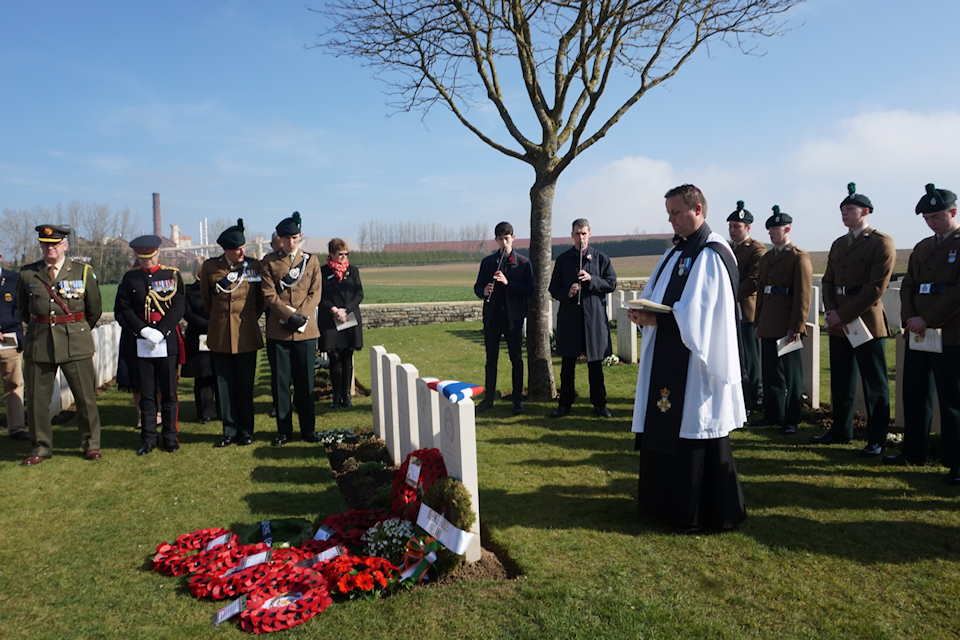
top-left (577, 242), bottom-right (583, 306)
top-left (486, 248), bottom-right (506, 303)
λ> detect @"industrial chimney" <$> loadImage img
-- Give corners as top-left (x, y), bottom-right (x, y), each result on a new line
top-left (152, 193), bottom-right (162, 237)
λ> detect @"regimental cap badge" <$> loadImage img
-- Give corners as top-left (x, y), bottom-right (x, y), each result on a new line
top-left (726, 200), bottom-right (753, 224)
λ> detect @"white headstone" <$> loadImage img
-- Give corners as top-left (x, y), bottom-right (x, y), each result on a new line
top-left (882, 283), bottom-right (901, 333)
top-left (801, 321), bottom-right (819, 409)
top-left (397, 363), bottom-right (420, 458)
top-left (381, 352), bottom-right (402, 465)
top-left (47, 372), bottom-right (62, 417)
top-left (551, 300), bottom-right (559, 336)
top-left (616, 306), bottom-right (638, 364)
top-left (438, 395), bottom-right (482, 563)
top-left (605, 292), bottom-right (613, 321)
top-left (369, 346), bottom-right (387, 439)
top-left (612, 290), bottom-right (625, 312)
top-left (807, 285), bottom-right (821, 325)
top-left (417, 377), bottom-right (440, 450)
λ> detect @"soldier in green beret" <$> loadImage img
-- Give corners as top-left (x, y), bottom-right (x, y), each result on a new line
top-left (814, 183), bottom-right (895, 455)
top-left (752, 207), bottom-right (812, 435)
top-left (727, 201), bottom-right (766, 414)
top-left (16, 224), bottom-right (103, 465)
top-left (885, 184), bottom-right (960, 485)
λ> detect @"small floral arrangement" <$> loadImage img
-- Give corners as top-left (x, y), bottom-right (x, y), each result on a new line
top-left (315, 428), bottom-right (356, 445)
top-left (602, 354), bottom-right (619, 367)
top-left (318, 554), bottom-right (399, 600)
top-left (362, 518), bottom-right (414, 563)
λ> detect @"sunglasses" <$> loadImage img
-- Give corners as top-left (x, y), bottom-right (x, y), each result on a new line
top-left (337, 252), bottom-right (349, 256)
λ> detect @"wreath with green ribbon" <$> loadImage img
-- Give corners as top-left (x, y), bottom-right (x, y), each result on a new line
top-left (417, 477), bottom-right (476, 576)
top-left (238, 518), bottom-right (315, 548)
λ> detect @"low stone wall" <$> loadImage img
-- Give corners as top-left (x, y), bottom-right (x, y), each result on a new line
top-left (361, 301), bottom-right (483, 329)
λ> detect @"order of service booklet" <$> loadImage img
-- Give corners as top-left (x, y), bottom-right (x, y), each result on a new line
top-left (624, 299), bottom-right (673, 314)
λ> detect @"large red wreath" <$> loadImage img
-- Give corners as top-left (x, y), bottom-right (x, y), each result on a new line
top-left (153, 527), bottom-right (236, 577)
top-left (319, 509), bottom-right (389, 549)
top-left (391, 448), bottom-right (448, 520)
top-left (187, 543), bottom-right (270, 599)
top-left (238, 569), bottom-right (333, 634)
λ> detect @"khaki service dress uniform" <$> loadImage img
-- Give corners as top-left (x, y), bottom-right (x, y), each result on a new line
top-left (755, 243), bottom-right (812, 427)
top-left (733, 237), bottom-right (766, 411)
top-left (17, 258), bottom-right (102, 458)
top-left (200, 255), bottom-right (264, 440)
top-left (261, 247), bottom-right (322, 439)
top-left (821, 227), bottom-right (895, 446)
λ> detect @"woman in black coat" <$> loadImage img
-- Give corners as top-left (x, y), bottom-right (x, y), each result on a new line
top-left (318, 238), bottom-right (363, 407)
top-left (182, 258), bottom-right (220, 423)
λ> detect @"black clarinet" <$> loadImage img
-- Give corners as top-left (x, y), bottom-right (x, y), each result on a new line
top-left (486, 248), bottom-right (506, 303)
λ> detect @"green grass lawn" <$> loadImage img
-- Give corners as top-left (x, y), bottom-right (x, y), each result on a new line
top-left (1, 322), bottom-right (957, 638)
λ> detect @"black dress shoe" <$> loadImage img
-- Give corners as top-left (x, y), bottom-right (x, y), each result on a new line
top-left (947, 468), bottom-right (960, 486)
top-left (199, 417), bottom-right (211, 425)
top-left (214, 436), bottom-right (235, 448)
top-left (301, 432), bottom-right (321, 443)
top-left (883, 453), bottom-right (923, 466)
top-left (749, 417), bottom-right (779, 427)
top-left (779, 424), bottom-right (797, 435)
top-left (329, 396), bottom-right (341, 409)
top-left (10, 430), bottom-right (30, 441)
top-left (860, 443), bottom-right (883, 457)
top-left (550, 405), bottom-right (572, 418)
top-left (272, 434), bottom-right (289, 447)
top-left (165, 442), bottom-right (180, 453)
top-left (341, 395), bottom-right (353, 407)
top-left (675, 524), bottom-right (704, 535)
top-left (513, 401), bottom-right (525, 415)
top-left (594, 405), bottom-right (612, 418)
top-left (237, 434), bottom-right (254, 446)
top-left (138, 443), bottom-right (156, 456)
top-left (476, 397), bottom-right (494, 413)
top-left (809, 433), bottom-right (851, 445)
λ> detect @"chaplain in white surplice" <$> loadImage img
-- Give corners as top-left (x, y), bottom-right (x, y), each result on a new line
top-left (627, 184), bottom-right (747, 534)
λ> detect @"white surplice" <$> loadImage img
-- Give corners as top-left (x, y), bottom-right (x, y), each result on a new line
top-left (631, 232), bottom-right (746, 440)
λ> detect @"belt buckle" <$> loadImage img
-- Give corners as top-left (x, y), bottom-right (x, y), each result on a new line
top-left (49, 314), bottom-right (57, 326)
top-left (764, 285), bottom-right (772, 294)
top-left (920, 283), bottom-right (931, 294)
top-left (836, 286), bottom-right (844, 295)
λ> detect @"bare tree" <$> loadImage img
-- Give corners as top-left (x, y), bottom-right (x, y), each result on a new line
top-left (312, 0), bottom-right (804, 398)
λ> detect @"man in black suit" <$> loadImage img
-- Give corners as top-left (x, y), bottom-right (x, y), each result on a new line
top-left (473, 221), bottom-right (535, 414)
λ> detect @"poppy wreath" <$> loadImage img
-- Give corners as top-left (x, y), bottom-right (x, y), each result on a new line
top-left (238, 571), bottom-right (333, 634)
top-left (152, 527), bottom-right (235, 576)
top-left (206, 551), bottom-right (306, 601)
top-left (391, 448), bottom-right (448, 521)
top-left (320, 509), bottom-right (390, 550)
top-left (417, 477), bottom-right (476, 576)
top-left (188, 543), bottom-right (271, 599)
top-left (316, 553), bottom-right (399, 599)
top-left (238, 518), bottom-right (315, 548)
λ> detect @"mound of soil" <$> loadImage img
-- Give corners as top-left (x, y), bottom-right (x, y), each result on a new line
top-left (324, 428), bottom-right (519, 582)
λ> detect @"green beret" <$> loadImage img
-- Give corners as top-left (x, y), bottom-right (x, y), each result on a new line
top-left (726, 200), bottom-right (754, 224)
top-left (217, 218), bottom-right (246, 250)
top-left (765, 205), bottom-right (792, 228)
top-left (840, 182), bottom-right (873, 210)
top-left (36, 224), bottom-right (71, 243)
top-left (915, 183), bottom-right (958, 215)
top-left (275, 211), bottom-right (302, 237)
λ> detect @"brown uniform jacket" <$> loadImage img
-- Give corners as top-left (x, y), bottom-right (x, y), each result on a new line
top-left (755, 243), bottom-right (813, 338)
top-left (199, 255), bottom-right (265, 354)
top-left (733, 237), bottom-right (767, 323)
top-left (16, 259), bottom-right (102, 364)
top-left (260, 249), bottom-right (322, 341)
top-left (901, 230), bottom-right (960, 345)
top-left (821, 227), bottom-right (895, 338)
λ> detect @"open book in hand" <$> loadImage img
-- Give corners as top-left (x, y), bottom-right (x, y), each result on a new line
top-left (624, 299), bottom-right (673, 314)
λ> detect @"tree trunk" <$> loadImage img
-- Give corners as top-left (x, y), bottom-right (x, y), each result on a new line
top-left (526, 176), bottom-right (557, 400)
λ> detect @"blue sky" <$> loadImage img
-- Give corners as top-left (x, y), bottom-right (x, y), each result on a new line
top-left (2, 0), bottom-right (959, 251)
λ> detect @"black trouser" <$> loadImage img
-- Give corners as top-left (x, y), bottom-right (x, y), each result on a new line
top-left (760, 337), bottom-right (803, 425)
top-left (268, 339), bottom-right (317, 436)
top-left (559, 357), bottom-right (606, 408)
top-left (483, 318), bottom-right (524, 399)
top-left (741, 322), bottom-right (761, 411)
top-left (828, 335), bottom-right (889, 445)
top-left (193, 374), bottom-right (220, 421)
top-left (902, 344), bottom-right (960, 467)
top-left (328, 348), bottom-right (354, 401)
top-left (212, 351), bottom-right (258, 437)
top-left (137, 354), bottom-right (179, 447)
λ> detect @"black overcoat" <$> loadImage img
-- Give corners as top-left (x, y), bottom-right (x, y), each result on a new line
top-left (181, 281), bottom-right (214, 378)
top-left (472, 250), bottom-right (535, 330)
top-left (318, 263), bottom-right (364, 351)
top-left (548, 246), bottom-right (616, 360)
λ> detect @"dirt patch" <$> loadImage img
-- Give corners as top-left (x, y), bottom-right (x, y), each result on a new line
top-left (323, 428), bottom-right (519, 582)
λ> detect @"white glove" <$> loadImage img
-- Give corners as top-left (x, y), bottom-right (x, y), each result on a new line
top-left (140, 327), bottom-right (164, 345)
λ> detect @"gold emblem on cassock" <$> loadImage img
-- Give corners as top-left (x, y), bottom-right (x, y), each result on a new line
top-left (657, 387), bottom-right (672, 413)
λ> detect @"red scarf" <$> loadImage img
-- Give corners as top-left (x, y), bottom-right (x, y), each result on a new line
top-left (327, 257), bottom-right (348, 282)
